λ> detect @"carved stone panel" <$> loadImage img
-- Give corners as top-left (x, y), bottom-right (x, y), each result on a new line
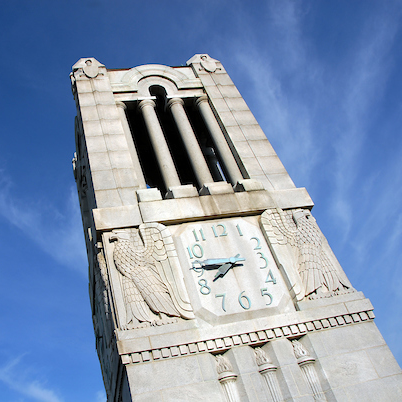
top-left (260, 208), bottom-right (354, 301)
top-left (171, 216), bottom-right (295, 325)
top-left (102, 223), bottom-right (194, 330)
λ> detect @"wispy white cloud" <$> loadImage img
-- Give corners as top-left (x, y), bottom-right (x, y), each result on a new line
top-left (348, 155), bottom-right (402, 270)
top-left (330, 10), bottom-right (401, 236)
top-left (0, 170), bottom-right (87, 274)
top-left (221, 3), bottom-right (402, 365)
top-left (0, 355), bottom-right (62, 402)
top-left (219, 1), bottom-right (402, 253)
top-left (220, 1), bottom-right (321, 188)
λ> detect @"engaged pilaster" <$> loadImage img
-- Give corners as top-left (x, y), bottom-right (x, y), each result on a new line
top-left (254, 348), bottom-right (283, 402)
top-left (292, 340), bottom-right (326, 401)
top-left (215, 354), bottom-right (241, 402)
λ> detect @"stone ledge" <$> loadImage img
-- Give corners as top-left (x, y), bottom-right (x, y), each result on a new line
top-left (297, 291), bottom-right (365, 311)
top-left (139, 190), bottom-right (274, 224)
top-left (199, 182), bottom-right (234, 195)
top-left (139, 188), bottom-right (313, 224)
top-left (116, 293), bottom-right (373, 355)
top-left (117, 309), bottom-right (375, 366)
top-left (136, 188), bottom-right (162, 202)
top-left (92, 188), bottom-right (314, 230)
top-left (93, 205), bottom-right (142, 231)
top-left (269, 187), bottom-right (314, 209)
top-left (166, 184), bottom-right (198, 199)
top-left (233, 179), bottom-right (265, 192)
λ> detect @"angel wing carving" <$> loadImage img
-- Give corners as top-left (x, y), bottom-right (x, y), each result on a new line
top-left (261, 208), bottom-right (353, 300)
top-left (110, 223), bottom-right (193, 329)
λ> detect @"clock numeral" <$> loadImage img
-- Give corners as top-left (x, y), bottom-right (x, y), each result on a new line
top-left (257, 252), bottom-right (268, 269)
top-left (250, 236), bottom-right (262, 250)
top-left (265, 269), bottom-right (277, 284)
top-left (192, 229), bottom-right (205, 242)
top-left (199, 228), bottom-right (206, 241)
top-left (215, 293), bottom-right (227, 312)
top-left (212, 224), bottom-right (228, 238)
top-left (261, 288), bottom-right (273, 305)
top-left (187, 244), bottom-right (204, 259)
top-left (236, 224), bottom-right (243, 237)
top-left (238, 291), bottom-right (251, 310)
top-left (190, 264), bottom-right (204, 277)
top-left (198, 279), bottom-right (211, 295)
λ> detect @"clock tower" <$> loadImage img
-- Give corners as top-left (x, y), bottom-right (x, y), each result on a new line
top-left (71, 55), bottom-right (402, 401)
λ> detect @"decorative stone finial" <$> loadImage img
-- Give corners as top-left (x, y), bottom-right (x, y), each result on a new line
top-left (215, 354), bottom-right (233, 375)
top-left (292, 340), bottom-right (315, 366)
top-left (72, 57), bottom-right (104, 79)
top-left (254, 348), bottom-right (277, 374)
top-left (186, 54), bottom-right (220, 72)
top-left (200, 54), bottom-right (217, 72)
top-left (215, 354), bottom-right (238, 382)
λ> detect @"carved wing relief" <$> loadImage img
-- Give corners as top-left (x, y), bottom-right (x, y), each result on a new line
top-left (261, 208), bottom-right (353, 301)
top-left (109, 223), bottom-right (194, 329)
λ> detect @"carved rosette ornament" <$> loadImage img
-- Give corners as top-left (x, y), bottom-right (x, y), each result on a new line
top-left (292, 340), bottom-right (326, 401)
top-left (109, 223), bottom-right (194, 329)
top-left (254, 348), bottom-right (283, 402)
top-left (215, 354), bottom-right (240, 402)
top-left (260, 208), bottom-right (354, 301)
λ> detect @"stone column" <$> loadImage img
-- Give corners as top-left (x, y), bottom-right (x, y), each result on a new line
top-left (195, 95), bottom-right (243, 185)
top-left (215, 354), bottom-right (240, 402)
top-left (203, 146), bottom-right (224, 181)
top-left (167, 97), bottom-right (214, 187)
top-left (116, 102), bottom-right (147, 189)
top-left (292, 340), bottom-right (326, 401)
top-left (254, 348), bottom-right (283, 402)
top-left (138, 99), bottom-right (181, 189)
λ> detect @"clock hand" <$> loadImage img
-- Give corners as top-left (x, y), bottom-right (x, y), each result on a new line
top-left (213, 262), bottom-right (233, 281)
top-left (193, 254), bottom-right (245, 268)
top-left (190, 254), bottom-right (245, 279)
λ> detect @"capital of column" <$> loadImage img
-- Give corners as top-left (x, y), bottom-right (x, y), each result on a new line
top-left (297, 356), bottom-right (316, 367)
top-left (138, 99), bottom-right (156, 111)
top-left (258, 362), bottom-right (278, 375)
top-left (166, 97), bottom-right (184, 109)
top-left (115, 101), bottom-right (127, 110)
top-left (195, 95), bottom-right (209, 107)
top-left (217, 371), bottom-right (238, 383)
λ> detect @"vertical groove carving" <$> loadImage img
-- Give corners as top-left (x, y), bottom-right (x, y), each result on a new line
top-left (215, 354), bottom-right (240, 402)
top-left (254, 348), bottom-right (283, 402)
top-left (292, 340), bottom-right (326, 401)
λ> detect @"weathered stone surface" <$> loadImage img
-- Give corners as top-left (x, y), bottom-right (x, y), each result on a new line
top-left (72, 55), bottom-right (401, 401)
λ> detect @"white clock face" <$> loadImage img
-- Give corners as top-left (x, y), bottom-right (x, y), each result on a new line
top-left (172, 216), bottom-right (294, 324)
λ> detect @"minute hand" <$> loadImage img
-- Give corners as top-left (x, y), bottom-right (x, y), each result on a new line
top-left (196, 254), bottom-right (245, 267)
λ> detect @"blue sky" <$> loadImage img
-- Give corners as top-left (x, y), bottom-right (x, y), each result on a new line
top-left (1, 1), bottom-right (401, 400)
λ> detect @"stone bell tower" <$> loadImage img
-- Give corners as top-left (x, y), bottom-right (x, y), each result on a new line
top-left (71, 55), bottom-right (401, 401)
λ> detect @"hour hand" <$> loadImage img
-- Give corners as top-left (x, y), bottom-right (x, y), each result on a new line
top-left (213, 262), bottom-right (233, 281)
